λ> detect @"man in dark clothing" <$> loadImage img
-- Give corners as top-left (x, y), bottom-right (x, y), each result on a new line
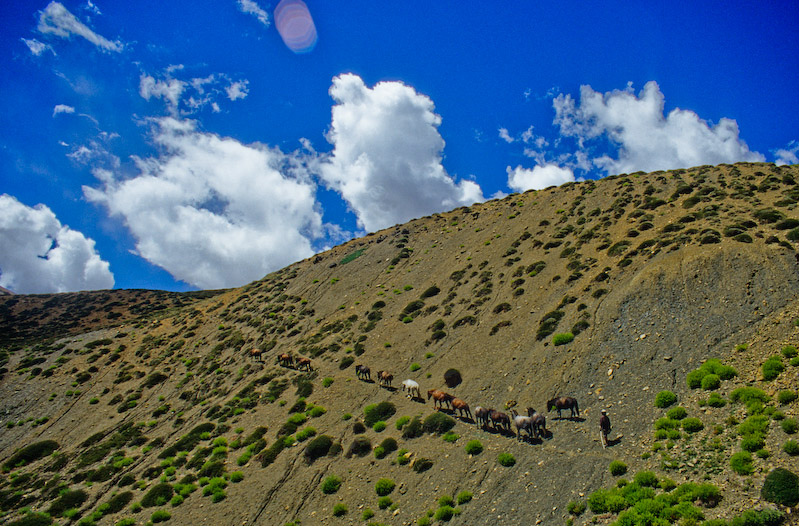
top-left (599, 409), bottom-right (611, 448)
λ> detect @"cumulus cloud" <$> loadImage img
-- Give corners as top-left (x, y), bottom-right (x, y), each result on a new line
top-left (506, 164), bottom-right (575, 192)
top-left (226, 80), bottom-right (249, 101)
top-left (0, 194), bottom-right (114, 293)
top-left (553, 81), bottom-right (764, 175)
top-left (53, 104), bottom-right (75, 116)
top-left (775, 141), bottom-right (799, 166)
top-left (36, 1), bottom-right (122, 52)
top-left (237, 0), bottom-right (270, 26)
top-left (317, 74), bottom-right (484, 232)
top-left (84, 118), bottom-right (322, 289)
top-left (498, 128), bottom-right (514, 143)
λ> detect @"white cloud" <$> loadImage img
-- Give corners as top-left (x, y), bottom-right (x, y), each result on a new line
top-left (775, 141), bottom-right (799, 166)
top-left (36, 1), bottom-right (122, 52)
top-left (0, 194), bottom-right (114, 293)
top-left (53, 104), bottom-right (75, 117)
top-left (139, 74), bottom-right (185, 115)
top-left (317, 74), bottom-right (484, 232)
top-left (139, 71), bottom-right (248, 116)
top-left (226, 80), bottom-right (249, 101)
top-left (506, 164), bottom-right (575, 192)
top-left (21, 38), bottom-right (50, 56)
top-left (237, 0), bottom-right (270, 26)
top-left (553, 81), bottom-right (764, 175)
top-left (84, 117), bottom-right (323, 289)
top-left (498, 128), bottom-right (514, 143)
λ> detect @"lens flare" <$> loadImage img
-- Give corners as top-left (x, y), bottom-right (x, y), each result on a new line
top-left (274, 0), bottom-right (317, 54)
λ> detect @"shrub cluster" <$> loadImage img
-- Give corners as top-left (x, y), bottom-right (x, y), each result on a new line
top-left (364, 402), bottom-right (396, 427)
top-left (423, 412), bottom-right (456, 434)
top-left (686, 359), bottom-right (737, 389)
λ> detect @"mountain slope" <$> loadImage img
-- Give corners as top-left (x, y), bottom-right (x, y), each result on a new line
top-left (1, 162), bottom-right (798, 526)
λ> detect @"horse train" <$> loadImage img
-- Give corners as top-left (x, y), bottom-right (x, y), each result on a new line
top-left (252, 348), bottom-right (580, 443)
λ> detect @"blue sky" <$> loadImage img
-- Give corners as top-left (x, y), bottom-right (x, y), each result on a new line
top-left (1, 1), bottom-right (797, 293)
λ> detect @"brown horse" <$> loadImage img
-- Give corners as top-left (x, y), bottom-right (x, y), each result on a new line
top-left (474, 406), bottom-right (490, 428)
top-left (376, 370), bottom-right (393, 388)
top-left (527, 407), bottom-right (548, 438)
top-left (277, 353), bottom-right (293, 368)
top-left (547, 397), bottom-right (580, 419)
top-left (296, 357), bottom-right (312, 371)
top-left (249, 349), bottom-right (262, 362)
top-left (355, 364), bottom-right (371, 381)
top-left (489, 410), bottom-right (511, 432)
top-left (427, 389), bottom-right (452, 410)
top-left (451, 398), bottom-right (472, 419)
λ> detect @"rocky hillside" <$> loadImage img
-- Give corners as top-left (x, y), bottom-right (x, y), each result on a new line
top-left (1, 162), bottom-right (798, 526)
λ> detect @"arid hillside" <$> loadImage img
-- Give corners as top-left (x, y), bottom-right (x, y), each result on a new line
top-left (1, 162), bottom-right (798, 526)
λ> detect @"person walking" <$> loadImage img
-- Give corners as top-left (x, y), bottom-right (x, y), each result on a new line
top-left (599, 409), bottom-right (611, 448)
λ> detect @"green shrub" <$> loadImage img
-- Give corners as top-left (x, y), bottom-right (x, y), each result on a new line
top-left (364, 402), bottom-right (396, 427)
top-left (150, 510), bottom-right (171, 523)
top-left (102, 491), bottom-right (134, 514)
top-left (395, 416), bottom-right (410, 430)
top-left (438, 495), bottom-right (455, 507)
top-left (332, 503), bottom-right (347, 517)
top-left (361, 508), bottom-right (375, 520)
top-left (777, 390), bottom-right (797, 405)
top-left (707, 393), bottom-right (727, 408)
top-left (609, 460), bottom-right (628, 476)
top-left (304, 435), bottom-right (333, 461)
top-left (782, 418), bottom-right (798, 434)
top-left (434, 505), bottom-right (456, 521)
top-left (372, 421), bottom-right (387, 432)
top-left (741, 435), bottom-right (766, 452)
top-left (465, 440), bottom-right (483, 455)
top-left (442, 431), bottom-right (458, 443)
top-left (322, 377), bottom-right (334, 388)
top-left (423, 412), bottom-right (456, 434)
top-left (654, 391), bottom-right (677, 408)
top-left (762, 357), bottom-right (785, 381)
top-left (761, 468), bottom-right (799, 506)
top-left (567, 500), bottom-right (586, 516)
top-left (413, 458), bottom-right (434, 472)
top-left (47, 489), bottom-right (88, 517)
top-left (666, 406), bottom-right (687, 420)
top-left (375, 478), bottom-right (395, 496)
top-left (782, 345), bottom-right (798, 359)
top-left (115, 519), bottom-right (137, 526)
top-left (456, 491), bottom-right (473, 505)
top-left (346, 436), bottom-right (371, 457)
top-left (229, 471), bottom-right (244, 483)
top-left (378, 496), bottom-right (393, 509)
top-left (784, 440), bottom-right (799, 456)
top-left (170, 495), bottom-right (184, 506)
top-left (633, 471), bottom-right (659, 487)
top-left (701, 374), bottom-right (721, 390)
top-left (3, 440), bottom-right (60, 471)
top-left (410, 363), bottom-right (421, 372)
top-left (682, 417), bottom-right (704, 433)
top-left (553, 332), bottom-right (574, 346)
top-left (402, 416), bottom-right (424, 439)
top-left (379, 437), bottom-right (398, 454)
top-left (654, 417), bottom-right (679, 430)
top-left (732, 509), bottom-right (787, 526)
top-left (731, 387), bottom-right (770, 404)
top-left (730, 451), bottom-right (754, 475)
top-left (497, 452), bottom-right (516, 467)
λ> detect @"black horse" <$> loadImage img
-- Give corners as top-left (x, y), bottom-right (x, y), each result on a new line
top-left (547, 397), bottom-right (580, 419)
